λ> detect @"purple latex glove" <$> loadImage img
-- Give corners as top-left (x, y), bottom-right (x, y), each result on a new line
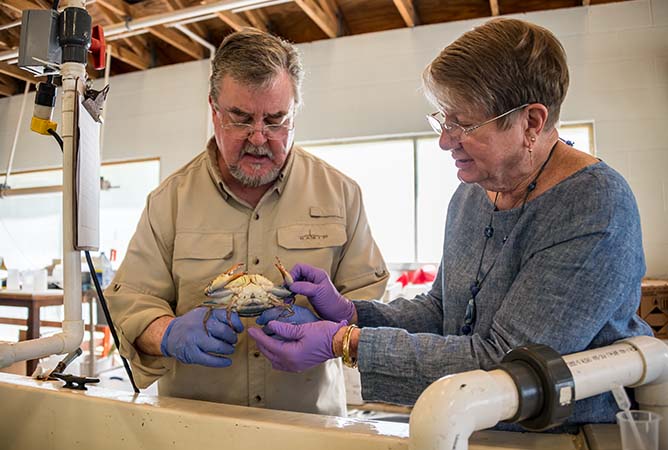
top-left (160, 306), bottom-right (244, 368)
top-left (256, 305), bottom-right (319, 337)
top-left (255, 305), bottom-right (320, 325)
top-left (289, 263), bottom-right (356, 323)
top-left (248, 320), bottom-right (347, 372)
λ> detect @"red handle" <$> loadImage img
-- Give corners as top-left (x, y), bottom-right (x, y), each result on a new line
top-left (89, 25), bottom-right (106, 70)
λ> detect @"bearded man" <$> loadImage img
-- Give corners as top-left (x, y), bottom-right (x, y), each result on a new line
top-left (105, 29), bottom-right (388, 416)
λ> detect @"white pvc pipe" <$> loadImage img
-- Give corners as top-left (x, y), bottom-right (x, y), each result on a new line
top-left (409, 336), bottom-right (668, 450)
top-left (623, 337), bottom-right (668, 450)
top-left (2, 82), bottom-right (30, 191)
top-left (564, 341), bottom-right (647, 400)
top-left (102, 0), bottom-right (277, 37)
top-left (0, 59), bottom-right (85, 370)
top-left (0, 20), bottom-right (20, 31)
top-left (409, 370), bottom-right (519, 450)
top-left (0, 0), bottom-right (277, 62)
top-left (0, 49), bottom-right (18, 62)
top-left (172, 24), bottom-right (215, 55)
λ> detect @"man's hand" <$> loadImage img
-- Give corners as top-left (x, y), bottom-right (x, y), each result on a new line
top-left (160, 307), bottom-right (244, 367)
top-left (289, 264), bottom-right (356, 323)
top-left (248, 320), bottom-right (347, 372)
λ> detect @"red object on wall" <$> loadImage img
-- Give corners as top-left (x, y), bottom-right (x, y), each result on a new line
top-left (396, 265), bottom-right (437, 287)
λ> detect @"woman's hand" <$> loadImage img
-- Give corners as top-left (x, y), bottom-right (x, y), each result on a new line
top-left (289, 263), bottom-right (357, 323)
top-left (248, 320), bottom-right (347, 372)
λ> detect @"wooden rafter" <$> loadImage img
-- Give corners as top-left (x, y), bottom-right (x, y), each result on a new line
top-left (97, 0), bottom-right (205, 61)
top-left (109, 43), bottom-right (150, 70)
top-left (392, 0), bottom-right (420, 27)
top-left (294, 0), bottom-right (338, 38)
top-left (94, 0), bottom-right (129, 18)
top-left (93, 1), bottom-right (152, 69)
top-left (149, 25), bottom-right (205, 60)
top-left (0, 73), bottom-right (19, 96)
top-left (164, 0), bottom-right (207, 39)
top-left (489, 0), bottom-right (500, 16)
top-left (215, 10), bottom-right (252, 31)
top-left (0, 61), bottom-right (42, 83)
top-left (0, 0), bottom-right (43, 14)
top-left (243, 9), bottom-right (269, 33)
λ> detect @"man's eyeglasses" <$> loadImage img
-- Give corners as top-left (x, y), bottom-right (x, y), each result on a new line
top-left (215, 107), bottom-right (295, 141)
top-left (426, 103), bottom-right (530, 139)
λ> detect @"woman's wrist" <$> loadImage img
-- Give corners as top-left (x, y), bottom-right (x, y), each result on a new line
top-left (332, 323), bottom-right (360, 367)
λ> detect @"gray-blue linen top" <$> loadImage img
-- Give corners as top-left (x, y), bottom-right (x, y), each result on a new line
top-left (354, 161), bottom-right (652, 427)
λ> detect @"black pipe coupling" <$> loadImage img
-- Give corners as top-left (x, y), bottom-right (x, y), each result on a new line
top-left (58, 7), bottom-right (91, 64)
top-left (497, 344), bottom-right (575, 431)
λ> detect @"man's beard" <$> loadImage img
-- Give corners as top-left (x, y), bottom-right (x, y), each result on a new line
top-left (228, 143), bottom-right (281, 188)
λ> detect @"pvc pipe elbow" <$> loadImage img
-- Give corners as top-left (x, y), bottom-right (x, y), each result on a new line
top-left (0, 320), bottom-right (84, 371)
top-left (409, 369), bottom-right (518, 450)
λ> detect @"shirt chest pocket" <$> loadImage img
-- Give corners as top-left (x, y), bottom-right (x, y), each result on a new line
top-left (277, 223), bottom-right (347, 250)
top-left (173, 232), bottom-right (234, 299)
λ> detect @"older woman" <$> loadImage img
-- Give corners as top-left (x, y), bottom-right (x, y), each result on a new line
top-left (248, 18), bottom-right (652, 427)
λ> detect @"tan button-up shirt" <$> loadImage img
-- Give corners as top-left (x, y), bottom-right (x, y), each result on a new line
top-left (105, 139), bottom-right (388, 416)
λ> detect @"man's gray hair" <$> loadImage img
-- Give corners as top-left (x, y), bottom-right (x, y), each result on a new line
top-left (209, 28), bottom-right (304, 107)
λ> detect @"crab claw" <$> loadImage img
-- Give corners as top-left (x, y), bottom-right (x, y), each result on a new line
top-left (275, 257), bottom-right (293, 287)
top-left (205, 263), bottom-right (245, 296)
top-left (270, 286), bottom-right (293, 299)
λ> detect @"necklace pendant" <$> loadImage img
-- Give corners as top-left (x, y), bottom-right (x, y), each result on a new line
top-left (484, 226), bottom-right (494, 238)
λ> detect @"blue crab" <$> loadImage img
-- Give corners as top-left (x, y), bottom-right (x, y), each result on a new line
top-left (201, 258), bottom-right (294, 328)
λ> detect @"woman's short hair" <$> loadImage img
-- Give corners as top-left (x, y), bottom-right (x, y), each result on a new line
top-left (209, 28), bottom-right (304, 107)
top-left (423, 18), bottom-right (569, 130)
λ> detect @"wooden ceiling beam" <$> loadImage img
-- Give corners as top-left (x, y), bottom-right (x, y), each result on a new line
top-left (93, 1), bottom-right (148, 65)
top-left (109, 43), bottom-right (150, 70)
top-left (95, 0), bottom-right (129, 18)
top-left (582, 0), bottom-right (591, 4)
top-left (149, 25), bottom-right (205, 60)
top-left (0, 73), bottom-right (20, 96)
top-left (294, 0), bottom-right (337, 38)
top-left (392, 0), bottom-right (420, 27)
top-left (164, 0), bottom-right (207, 39)
top-left (318, 0), bottom-right (348, 36)
top-left (0, 84), bottom-right (15, 96)
top-left (243, 9), bottom-right (268, 33)
top-left (0, 0), bottom-right (43, 14)
top-left (215, 10), bottom-right (252, 31)
top-left (489, 0), bottom-right (499, 16)
top-left (0, 61), bottom-right (42, 83)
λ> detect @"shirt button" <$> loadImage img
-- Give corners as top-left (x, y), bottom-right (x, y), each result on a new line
top-left (255, 395), bottom-right (262, 402)
top-left (253, 351), bottom-right (260, 358)
top-left (253, 258), bottom-right (260, 265)
top-left (254, 213), bottom-right (259, 220)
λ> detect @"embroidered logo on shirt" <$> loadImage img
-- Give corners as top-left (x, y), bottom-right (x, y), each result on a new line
top-left (299, 230), bottom-right (329, 240)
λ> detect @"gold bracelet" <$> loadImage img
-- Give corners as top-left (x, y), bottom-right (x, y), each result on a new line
top-left (342, 324), bottom-right (358, 368)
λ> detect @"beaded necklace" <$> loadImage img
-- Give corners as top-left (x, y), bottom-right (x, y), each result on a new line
top-left (461, 140), bottom-right (559, 335)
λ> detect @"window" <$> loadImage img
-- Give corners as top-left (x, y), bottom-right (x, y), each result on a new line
top-left (304, 140), bottom-right (415, 263)
top-left (558, 122), bottom-right (594, 155)
top-left (0, 159), bottom-right (160, 271)
top-left (302, 122), bottom-right (594, 265)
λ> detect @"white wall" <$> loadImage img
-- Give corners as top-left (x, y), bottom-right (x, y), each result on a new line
top-left (0, 0), bottom-right (666, 277)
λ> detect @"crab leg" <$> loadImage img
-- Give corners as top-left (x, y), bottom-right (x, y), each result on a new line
top-left (274, 257), bottom-right (294, 287)
top-left (270, 286), bottom-right (292, 298)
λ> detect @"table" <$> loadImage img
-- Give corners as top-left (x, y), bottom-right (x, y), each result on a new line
top-left (0, 289), bottom-right (64, 375)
